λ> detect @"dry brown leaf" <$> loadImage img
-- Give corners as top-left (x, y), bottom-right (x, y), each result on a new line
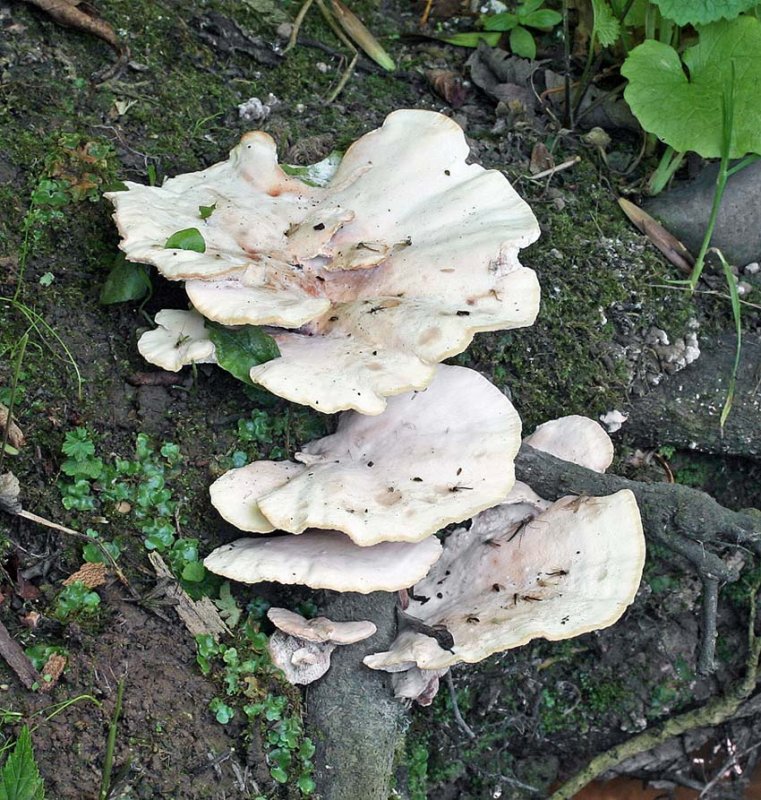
top-left (0, 404), bottom-right (25, 449)
top-left (63, 561), bottom-right (107, 588)
top-left (529, 142), bottom-right (554, 175)
top-left (38, 652), bottom-right (67, 693)
top-left (619, 197), bottom-right (694, 275)
top-left (22, 0), bottom-right (124, 55)
top-left (426, 69), bottom-right (467, 108)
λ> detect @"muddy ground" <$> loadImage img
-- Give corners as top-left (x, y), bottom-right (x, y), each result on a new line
top-left (1, 0), bottom-right (761, 798)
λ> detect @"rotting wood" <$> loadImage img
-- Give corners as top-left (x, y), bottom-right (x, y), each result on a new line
top-left (148, 552), bottom-right (230, 640)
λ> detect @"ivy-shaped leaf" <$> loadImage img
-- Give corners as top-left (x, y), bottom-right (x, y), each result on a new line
top-left (198, 203), bottom-right (216, 221)
top-left (100, 255), bottom-right (151, 304)
top-left (591, 0), bottom-right (621, 48)
top-left (622, 16), bottom-right (761, 158)
top-left (0, 727), bottom-right (45, 800)
top-left (206, 322), bottom-right (280, 385)
top-left (164, 228), bottom-right (206, 253)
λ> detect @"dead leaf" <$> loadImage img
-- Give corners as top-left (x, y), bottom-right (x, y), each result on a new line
top-left (619, 197), bottom-right (695, 275)
top-left (0, 404), bottom-right (25, 450)
top-left (529, 142), bottom-right (554, 174)
top-left (64, 561), bottom-right (107, 589)
top-left (0, 472), bottom-right (21, 515)
top-left (38, 653), bottom-right (67, 693)
top-left (426, 69), bottom-right (467, 108)
top-left (20, 611), bottom-right (41, 629)
top-left (22, 0), bottom-right (123, 54)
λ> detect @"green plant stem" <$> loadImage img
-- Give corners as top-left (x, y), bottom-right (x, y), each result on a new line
top-left (99, 677), bottom-right (125, 800)
top-left (716, 249), bottom-right (742, 430)
top-left (647, 145), bottom-right (684, 195)
top-left (0, 333), bottom-right (28, 474)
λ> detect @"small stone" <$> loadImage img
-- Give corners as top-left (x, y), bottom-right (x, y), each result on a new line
top-left (744, 261), bottom-right (760, 275)
top-left (737, 281), bottom-right (753, 297)
top-left (276, 22), bottom-right (293, 40)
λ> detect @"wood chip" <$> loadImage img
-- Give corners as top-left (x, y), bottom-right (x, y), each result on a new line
top-left (38, 653), bottom-right (67, 693)
top-left (0, 404), bottom-right (25, 449)
top-left (0, 618), bottom-right (39, 690)
top-left (63, 561), bottom-right (108, 588)
top-left (148, 552), bottom-right (230, 640)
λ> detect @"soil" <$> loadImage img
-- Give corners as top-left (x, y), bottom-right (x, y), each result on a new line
top-left (1, 1), bottom-right (760, 799)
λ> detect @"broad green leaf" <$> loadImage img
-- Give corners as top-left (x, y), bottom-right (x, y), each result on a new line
top-left (330, 0), bottom-right (395, 71)
top-left (591, 0), bottom-right (621, 47)
top-left (164, 228), bottom-right (206, 253)
top-left (483, 12), bottom-right (519, 31)
top-left (0, 727), bottom-right (45, 800)
top-left (622, 17), bottom-right (761, 158)
top-left (440, 31), bottom-right (502, 47)
top-left (206, 322), bottom-right (280, 385)
top-left (521, 9), bottom-right (563, 28)
top-left (101, 256), bottom-right (151, 304)
top-left (509, 25), bottom-right (536, 58)
top-left (519, 0), bottom-right (544, 13)
top-left (650, 0), bottom-right (758, 25)
top-left (181, 561), bottom-right (206, 582)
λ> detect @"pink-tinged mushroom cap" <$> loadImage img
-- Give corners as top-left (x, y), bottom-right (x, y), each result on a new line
top-left (524, 415), bottom-right (615, 473)
top-left (208, 365), bottom-right (522, 546)
top-left (203, 530), bottom-right (443, 593)
top-left (110, 110), bottom-right (540, 414)
top-left (267, 608), bottom-right (377, 644)
top-left (364, 489), bottom-right (645, 671)
top-left (136, 309), bottom-right (216, 372)
top-left (268, 630), bottom-right (336, 685)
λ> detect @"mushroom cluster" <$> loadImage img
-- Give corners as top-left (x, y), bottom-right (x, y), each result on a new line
top-left (107, 109), bottom-right (541, 414)
top-left (109, 111), bottom-right (646, 703)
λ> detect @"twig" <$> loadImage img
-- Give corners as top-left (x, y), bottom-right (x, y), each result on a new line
top-left (527, 156), bottom-right (581, 182)
top-left (0, 618), bottom-right (39, 689)
top-left (699, 739), bottom-right (761, 798)
top-left (548, 584), bottom-right (761, 799)
top-left (698, 577), bottom-right (719, 675)
top-left (445, 672), bottom-right (476, 739)
top-left (99, 675), bottom-right (126, 800)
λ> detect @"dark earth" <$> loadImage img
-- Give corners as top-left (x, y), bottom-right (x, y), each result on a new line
top-left (1, 1), bottom-right (761, 798)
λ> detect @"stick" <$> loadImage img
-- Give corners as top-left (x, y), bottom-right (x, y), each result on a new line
top-left (527, 156), bottom-right (581, 181)
top-left (0, 618), bottom-right (39, 690)
top-left (445, 672), bottom-right (475, 739)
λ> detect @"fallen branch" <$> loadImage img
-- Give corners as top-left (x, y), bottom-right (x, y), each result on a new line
top-left (0, 618), bottom-right (40, 690)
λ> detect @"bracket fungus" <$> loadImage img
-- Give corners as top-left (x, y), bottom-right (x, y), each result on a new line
top-left (267, 608), bottom-right (377, 685)
top-left (107, 109), bottom-right (540, 414)
top-left (363, 416), bottom-right (645, 694)
top-left (206, 365), bottom-right (522, 546)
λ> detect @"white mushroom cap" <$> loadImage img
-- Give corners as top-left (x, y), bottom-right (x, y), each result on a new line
top-left (267, 608), bottom-right (377, 644)
top-left (136, 309), bottom-right (216, 372)
top-left (208, 365), bottom-right (522, 546)
top-left (268, 630), bottom-right (336, 685)
top-left (392, 667), bottom-right (449, 706)
top-left (364, 489), bottom-right (645, 671)
top-left (524, 415), bottom-right (614, 473)
top-left (111, 110), bottom-right (541, 414)
top-left (203, 530), bottom-right (443, 593)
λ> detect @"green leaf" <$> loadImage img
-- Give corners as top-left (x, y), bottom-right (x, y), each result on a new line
top-left (164, 228), bottom-right (206, 253)
top-left (181, 561), bottom-right (206, 582)
top-left (482, 12), bottom-right (519, 31)
top-left (0, 727), bottom-right (45, 800)
top-left (61, 428), bottom-right (95, 461)
top-left (518, 0), bottom-right (544, 13)
top-left (297, 775), bottom-right (316, 794)
top-left (521, 9), bottom-right (563, 28)
top-left (509, 25), bottom-right (536, 58)
top-left (206, 322), bottom-right (280, 385)
top-left (590, 0), bottom-right (621, 47)
top-left (198, 203), bottom-right (216, 220)
top-left (439, 31), bottom-right (502, 47)
top-left (270, 766), bottom-right (289, 784)
top-left (61, 457), bottom-right (103, 480)
top-left (650, 0), bottom-right (758, 25)
top-left (100, 255), bottom-right (151, 305)
top-left (622, 17), bottom-right (761, 158)
top-left (214, 582), bottom-right (242, 628)
top-left (281, 152), bottom-right (342, 187)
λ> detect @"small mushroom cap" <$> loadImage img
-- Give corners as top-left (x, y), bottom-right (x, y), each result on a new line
top-left (209, 365), bottom-right (521, 545)
top-left (137, 309), bottom-right (216, 372)
top-left (523, 415), bottom-right (614, 473)
top-left (203, 529), bottom-right (443, 593)
top-left (268, 630), bottom-right (335, 685)
top-left (392, 667), bottom-right (449, 706)
top-left (364, 489), bottom-right (645, 671)
top-left (267, 608), bottom-right (377, 644)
